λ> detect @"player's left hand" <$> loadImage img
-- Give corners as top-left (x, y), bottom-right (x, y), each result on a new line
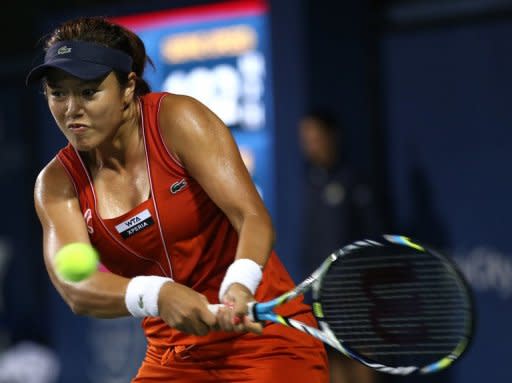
top-left (217, 283), bottom-right (263, 335)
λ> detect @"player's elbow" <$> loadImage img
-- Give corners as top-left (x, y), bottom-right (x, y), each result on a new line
top-left (65, 292), bottom-right (90, 316)
top-left (68, 301), bottom-right (89, 316)
top-left (68, 297), bottom-right (104, 317)
top-left (61, 287), bottom-right (94, 316)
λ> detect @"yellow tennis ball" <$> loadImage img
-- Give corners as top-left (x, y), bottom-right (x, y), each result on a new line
top-left (55, 243), bottom-right (99, 282)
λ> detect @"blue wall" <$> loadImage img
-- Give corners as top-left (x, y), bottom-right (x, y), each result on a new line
top-left (382, 19), bottom-right (512, 383)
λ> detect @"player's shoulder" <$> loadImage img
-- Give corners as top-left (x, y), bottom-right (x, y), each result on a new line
top-left (35, 156), bottom-right (76, 203)
top-left (156, 93), bottom-right (225, 164)
top-left (158, 93), bottom-right (217, 143)
top-left (159, 92), bottom-right (208, 119)
top-left (36, 156), bottom-right (68, 183)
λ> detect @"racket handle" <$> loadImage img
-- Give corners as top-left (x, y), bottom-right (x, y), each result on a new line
top-left (207, 304), bottom-right (223, 314)
top-left (207, 302), bottom-right (258, 322)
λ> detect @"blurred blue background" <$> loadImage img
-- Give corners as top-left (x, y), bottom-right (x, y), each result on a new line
top-left (0, 0), bottom-right (511, 382)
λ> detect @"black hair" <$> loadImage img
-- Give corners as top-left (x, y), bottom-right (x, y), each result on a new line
top-left (44, 16), bottom-right (153, 96)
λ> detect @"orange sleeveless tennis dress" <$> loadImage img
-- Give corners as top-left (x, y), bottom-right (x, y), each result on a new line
top-left (57, 92), bottom-right (328, 382)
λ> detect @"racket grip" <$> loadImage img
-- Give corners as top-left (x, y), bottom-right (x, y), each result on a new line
top-left (207, 302), bottom-right (258, 321)
top-left (207, 304), bottom-right (243, 325)
top-left (208, 304), bottom-right (223, 314)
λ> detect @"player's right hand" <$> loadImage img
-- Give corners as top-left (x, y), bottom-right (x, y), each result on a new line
top-left (157, 282), bottom-right (217, 336)
top-left (217, 283), bottom-right (263, 335)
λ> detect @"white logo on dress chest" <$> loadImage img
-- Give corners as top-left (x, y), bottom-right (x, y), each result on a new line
top-left (115, 209), bottom-right (154, 239)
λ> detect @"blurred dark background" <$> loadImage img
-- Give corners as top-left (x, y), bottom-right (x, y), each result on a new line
top-left (1, 0), bottom-right (511, 382)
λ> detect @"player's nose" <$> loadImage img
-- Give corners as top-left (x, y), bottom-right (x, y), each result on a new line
top-left (65, 95), bottom-right (83, 118)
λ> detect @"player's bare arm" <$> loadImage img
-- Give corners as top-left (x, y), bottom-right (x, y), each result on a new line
top-left (159, 94), bottom-right (275, 266)
top-left (159, 94), bottom-right (272, 333)
top-left (34, 157), bottom-right (130, 317)
top-left (35, 157), bottom-right (216, 335)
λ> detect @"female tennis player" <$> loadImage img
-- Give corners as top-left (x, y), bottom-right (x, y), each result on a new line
top-left (28, 17), bottom-right (328, 382)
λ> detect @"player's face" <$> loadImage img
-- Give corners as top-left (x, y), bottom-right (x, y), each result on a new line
top-left (45, 70), bottom-right (133, 151)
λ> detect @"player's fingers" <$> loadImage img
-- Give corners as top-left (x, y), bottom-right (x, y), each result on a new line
top-left (232, 299), bottom-right (248, 318)
top-left (243, 316), bottom-right (263, 335)
top-left (229, 308), bottom-right (260, 333)
top-left (176, 322), bottom-right (198, 335)
top-left (231, 312), bottom-right (247, 332)
top-left (200, 305), bottom-right (217, 328)
top-left (190, 319), bottom-right (210, 336)
top-left (232, 316), bottom-right (242, 325)
top-left (231, 300), bottom-right (249, 329)
top-left (216, 306), bottom-right (235, 332)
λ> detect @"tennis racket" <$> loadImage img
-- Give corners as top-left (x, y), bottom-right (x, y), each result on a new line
top-left (209, 234), bottom-right (473, 375)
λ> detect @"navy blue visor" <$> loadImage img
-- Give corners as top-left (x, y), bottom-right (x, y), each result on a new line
top-left (26, 40), bottom-right (133, 85)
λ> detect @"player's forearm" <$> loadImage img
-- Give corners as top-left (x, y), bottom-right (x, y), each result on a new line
top-left (218, 212), bottom-right (274, 303)
top-left (234, 212), bottom-right (275, 266)
top-left (54, 270), bottom-right (131, 318)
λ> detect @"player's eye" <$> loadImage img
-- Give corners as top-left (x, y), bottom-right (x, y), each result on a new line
top-left (82, 88), bottom-right (98, 98)
top-left (49, 90), bottom-right (65, 98)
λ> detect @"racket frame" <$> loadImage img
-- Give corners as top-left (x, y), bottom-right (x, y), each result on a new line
top-left (248, 237), bottom-right (473, 376)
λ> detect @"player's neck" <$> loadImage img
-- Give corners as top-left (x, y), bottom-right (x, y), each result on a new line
top-left (88, 100), bottom-right (142, 171)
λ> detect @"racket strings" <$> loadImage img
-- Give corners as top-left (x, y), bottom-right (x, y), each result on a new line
top-left (319, 246), bottom-right (472, 367)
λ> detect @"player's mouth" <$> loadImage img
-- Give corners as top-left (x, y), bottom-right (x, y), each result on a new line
top-left (68, 123), bottom-right (89, 133)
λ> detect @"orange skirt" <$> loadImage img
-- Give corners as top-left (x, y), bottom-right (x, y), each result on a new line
top-left (133, 312), bottom-right (329, 383)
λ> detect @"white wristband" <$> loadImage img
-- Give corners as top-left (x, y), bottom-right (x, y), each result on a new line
top-left (125, 276), bottom-right (173, 317)
top-left (219, 258), bottom-right (263, 301)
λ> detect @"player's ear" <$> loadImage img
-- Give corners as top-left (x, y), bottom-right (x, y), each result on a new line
top-left (122, 72), bottom-right (137, 106)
